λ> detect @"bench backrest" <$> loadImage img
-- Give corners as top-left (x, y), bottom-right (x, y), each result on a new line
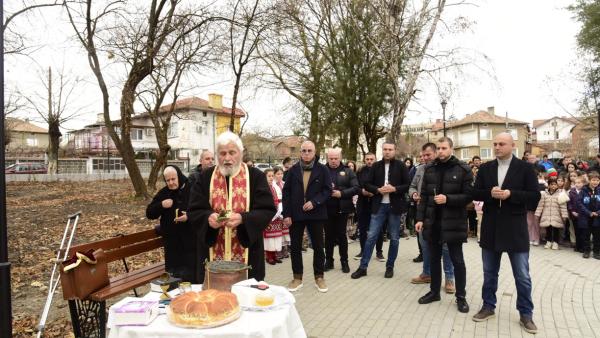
top-left (64, 229), bottom-right (163, 263)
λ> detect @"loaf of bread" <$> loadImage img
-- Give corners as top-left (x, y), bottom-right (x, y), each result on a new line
top-left (167, 289), bottom-right (240, 328)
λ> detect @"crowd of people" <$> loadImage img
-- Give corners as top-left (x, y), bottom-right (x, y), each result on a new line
top-left (144, 130), bottom-right (600, 335)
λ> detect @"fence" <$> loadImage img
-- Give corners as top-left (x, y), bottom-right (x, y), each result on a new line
top-left (5, 157), bottom-right (187, 182)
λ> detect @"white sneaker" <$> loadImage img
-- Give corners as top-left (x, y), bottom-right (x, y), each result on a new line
top-left (551, 242), bottom-right (559, 250)
top-left (544, 241), bottom-right (552, 249)
top-left (532, 241), bottom-right (539, 246)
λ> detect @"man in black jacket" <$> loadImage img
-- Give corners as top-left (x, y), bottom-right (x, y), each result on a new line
top-left (188, 150), bottom-right (214, 187)
top-left (283, 141), bottom-right (332, 293)
top-left (324, 148), bottom-right (360, 273)
top-left (471, 132), bottom-right (541, 334)
top-left (351, 142), bottom-right (409, 279)
top-left (414, 137), bottom-right (472, 313)
top-left (355, 153), bottom-right (385, 260)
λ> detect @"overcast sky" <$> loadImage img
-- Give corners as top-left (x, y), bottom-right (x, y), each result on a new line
top-left (5, 0), bottom-right (585, 134)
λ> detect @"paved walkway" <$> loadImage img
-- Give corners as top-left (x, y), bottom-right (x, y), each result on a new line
top-left (265, 237), bottom-right (600, 338)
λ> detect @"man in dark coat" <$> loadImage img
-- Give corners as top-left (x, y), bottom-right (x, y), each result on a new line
top-left (147, 165), bottom-right (198, 282)
top-left (415, 137), bottom-right (472, 313)
top-left (471, 132), bottom-right (541, 334)
top-left (188, 132), bottom-right (276, 282)
top-left (188, 150), bottom-right (214, 187)
top-left (324, 148), bottom-right (360, 273)
top-left (355, 153), bottom-right (384, 260)
top-left (283, 140), bottom-right (332, 293)
top-left (351, 142), bottom-right (409, 279)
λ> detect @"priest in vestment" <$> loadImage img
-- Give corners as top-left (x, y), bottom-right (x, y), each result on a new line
top-left (188, 131), bottom-right (276, 281)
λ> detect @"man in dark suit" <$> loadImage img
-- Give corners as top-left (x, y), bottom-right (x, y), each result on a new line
top-left (283, 141), bottom-right (332, 293)
top-left (351, 142), bottom-right (409, 279)
top-left (471, 132), bottom-right (541, 334)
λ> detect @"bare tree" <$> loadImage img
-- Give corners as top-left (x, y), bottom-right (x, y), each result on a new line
top-left (64, 0), bottom-right (222, 198)
top-left (137, 12), bottom-right (218, 191)
top-left (2, 0), bottom-right (61, 55)
top-left (259, 0), bottom-right (331, 150)
top-left (227, 0), bottom-right (270, 134)
top-left (23, 67), bottom-right (83, 174)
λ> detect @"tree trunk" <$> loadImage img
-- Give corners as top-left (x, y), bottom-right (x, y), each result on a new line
top-left (47, 119), bottom-right (61, 175)
top-left (147, 130), bottom-right (171, 191)
top-left (230, 76), bottom-right (242, 132)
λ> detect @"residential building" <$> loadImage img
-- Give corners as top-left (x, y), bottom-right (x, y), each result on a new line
top-left (66, 94), bottom-right (245, 166)
top-left (532, 116), bottom-right (577, 143)
top-left (5, 117), bottom-right (49, 155)
top-left (427, 107), bottom-right (529, 161)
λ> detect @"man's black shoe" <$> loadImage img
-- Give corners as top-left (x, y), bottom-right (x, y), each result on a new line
top-left (341, 261), bottom-right (350, 273)
top-left (594, 253), bottom-right (600, 260)
top-left (418, 292), bottom-right (441, 304)
top-left (457, 297), bottom-right (470, 313)
top-left (351, 268), bottom-right (367, 279)
top-left (353, 252), bottom-right (362, 260)
top-left (324, 260), bottom-right (334, 271)
top-left (384, 267), bottom-right (394, 278)
top-left (413, 254), bottom-right (423, 263)
top-left (583, 251), bottom-right (591, 258)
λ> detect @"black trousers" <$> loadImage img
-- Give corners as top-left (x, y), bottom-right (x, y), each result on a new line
top-left (290, 221), bottom-right (325, 277)
top-left (358, 208), bottom-right (383, 254)
top-left (545, 227), bottom-right (560, 242)
top-left (429, 241), bottom-right (466, 298)
top-left (467, 210), bottom-right (477, 234)
top-left (325, 212), bottom-right (349, 262)
top-left (581, 227), bottom-right (600, 253)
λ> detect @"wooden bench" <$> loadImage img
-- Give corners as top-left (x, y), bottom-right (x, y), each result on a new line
top-left (61, 229), bottom-right (164, 338)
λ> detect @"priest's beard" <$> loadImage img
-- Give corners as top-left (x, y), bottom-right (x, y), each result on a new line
top-left (218, 163), bottom-right (241, 177)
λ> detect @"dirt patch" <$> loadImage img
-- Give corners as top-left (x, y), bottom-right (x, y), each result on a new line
top-left (7, 180), bottom-right (164, 337)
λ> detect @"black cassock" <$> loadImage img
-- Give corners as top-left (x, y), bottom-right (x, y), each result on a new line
top-left (188, 165), bottom-right (276, 281)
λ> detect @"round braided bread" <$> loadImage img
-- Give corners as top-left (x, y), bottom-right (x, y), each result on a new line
top-left (168, 289), bottom-right (240, 328)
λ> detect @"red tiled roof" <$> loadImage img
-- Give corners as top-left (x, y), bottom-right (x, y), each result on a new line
top-left (156, 96), bottom-right (245, 117)
top-left (431, 111), bottom-right (528, 131)
top-left (532, 116), bottom-right (578, 129)
top-left (6, 117), bottom-right (47, 133)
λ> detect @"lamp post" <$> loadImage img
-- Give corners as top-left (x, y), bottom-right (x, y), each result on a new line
top-left (0, 2), bottom-right (13, 337)
top-left (441, 99), bottom-right (448, 137)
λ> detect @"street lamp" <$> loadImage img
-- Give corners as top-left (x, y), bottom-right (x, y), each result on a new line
top-left (441, 99), bottom-right (448, 137)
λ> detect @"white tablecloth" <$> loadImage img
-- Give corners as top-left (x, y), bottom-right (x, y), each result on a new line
top-left (107, 283), bottom-right (306, 338)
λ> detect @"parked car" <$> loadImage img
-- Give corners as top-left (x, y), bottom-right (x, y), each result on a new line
top-left (5, 163), bottom-right (47, 174)
top-left (255, 163), bottom-right (271, 172)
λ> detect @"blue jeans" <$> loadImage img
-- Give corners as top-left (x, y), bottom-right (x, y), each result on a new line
top-left (418, 231), bottom-right (454, 280)
top-left (360, 204), bottom-right (401, 269)
top-left (481, 249), bottom-right (534, 317)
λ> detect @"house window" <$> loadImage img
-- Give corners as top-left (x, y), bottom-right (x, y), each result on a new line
top-left (202, 121), bottom-right (208, 135)
top-left (461, 148), bottom-right (469, 160)
top-left (145, 128), bottom-right (154, 136)
top-left (508, 128), bottom-right (518, 140)
top-left (480, 148), bottom-right (492, 159)
top-left (202, 112), bottom-right (207, 117)
top-left (168, 121), bottom-right (178, 138)
top-left (196, 124), bottom-right (203, 134)
top-left (480, 128), bottom-right (492, 140)
top-left (26, 137), bottom-right (38, 146)
top-left (131, 128), bottom-right (143, 140)
top-left (458, 130), bottom-right (477, 147)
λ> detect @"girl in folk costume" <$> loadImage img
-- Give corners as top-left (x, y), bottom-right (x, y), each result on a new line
top-left (264, 169), bottom-right (284, 265)
top-left (274, 167), bottom-right (290, 259)
top-left (535, 177), bottom-right (569, 250)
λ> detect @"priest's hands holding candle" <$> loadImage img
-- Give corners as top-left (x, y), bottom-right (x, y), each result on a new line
top-left (208, 212), bottom-right (242, 229)
top-left (491, 186), bottom-right (511, 200)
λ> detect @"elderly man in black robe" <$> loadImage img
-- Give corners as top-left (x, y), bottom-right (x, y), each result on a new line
top-left (188, 131), bottom-right (276, 281)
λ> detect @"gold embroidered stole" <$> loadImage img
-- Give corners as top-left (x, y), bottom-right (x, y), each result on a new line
top-left (208, 163), bottom-right (250, 263)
